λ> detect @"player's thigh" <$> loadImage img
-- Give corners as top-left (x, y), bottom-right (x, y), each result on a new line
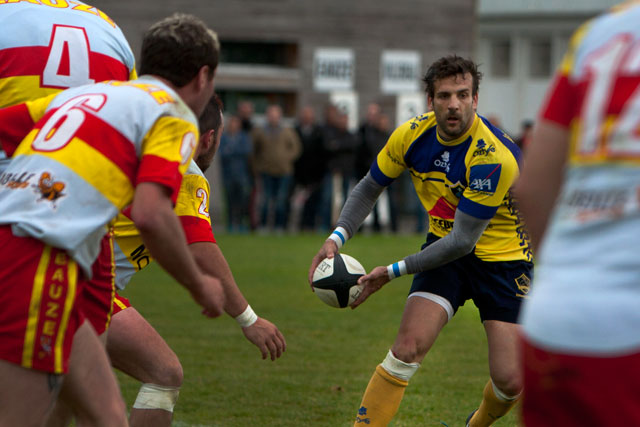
top-left (484, 320), bottom-right (522, 393)
top-left (58, 321), bottom-right (126, 423)
top-left (107, 305), bottom-right (182, 386)
top-left (392, 296), bottom-right (448, 363)
top-left (0, 360), bottom-right (61, 426)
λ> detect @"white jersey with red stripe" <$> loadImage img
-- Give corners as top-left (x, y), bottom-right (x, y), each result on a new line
top-left (520, 3), bottom-right (640, 355)
top-left (0, 76), bottom-right (199, 276)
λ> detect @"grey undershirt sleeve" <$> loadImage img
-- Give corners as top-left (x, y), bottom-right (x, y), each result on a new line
top-left (335, 172), bottom-right (385, 238)
top-left (403, 209), bottom-right (491, 275)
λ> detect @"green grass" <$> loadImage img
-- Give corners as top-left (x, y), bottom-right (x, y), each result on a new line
top-left (116, 232), bottom-right (519, 426)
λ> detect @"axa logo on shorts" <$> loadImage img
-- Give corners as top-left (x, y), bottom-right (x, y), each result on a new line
top-left (433, 151), bottom-right (450, 172)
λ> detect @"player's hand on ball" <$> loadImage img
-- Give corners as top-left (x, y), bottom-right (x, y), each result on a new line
top-left (242, 318), bottom-right (287, 361)
top-left (192, 274), bottom-right (225, 318)
top-left (308, 239), bottom-right (339, 288)
top-left (350, 266), bottom-right (391, 309)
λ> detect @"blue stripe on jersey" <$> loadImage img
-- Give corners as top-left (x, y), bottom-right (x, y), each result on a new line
top-left (457, 196), bottom-right (499, 220)
top-left (370, 161), bottom-right (394, 186)
top-left (479, 115), bottom-right (522, 164)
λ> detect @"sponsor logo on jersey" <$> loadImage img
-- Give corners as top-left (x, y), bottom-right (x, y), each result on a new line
top-left (35, 172), bottom-right (65, 202)
top-left (472, 139), bottom-right (496, 157)
top-left (514, 273), bottom-right (531, 298)
top-left (433, 151), bottom-right (450, 172)
top-left (469, 163), bottom-right (501, 194)
top-left (0, 171), bottom-right (36, 189)
top-left (446, 181), bottom-right (465, 199)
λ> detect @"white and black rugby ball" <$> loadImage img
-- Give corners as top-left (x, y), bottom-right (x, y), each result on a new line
top-left (312, 253), bottom-right (365, 308)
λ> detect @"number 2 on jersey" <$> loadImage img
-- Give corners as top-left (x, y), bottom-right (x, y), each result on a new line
top-left (196, 188), bottom-right (210, 218)
top-left (42, 25), bottom-right (95, 89)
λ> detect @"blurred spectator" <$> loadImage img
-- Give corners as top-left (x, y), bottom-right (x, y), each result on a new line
top-left (251, 104), bottom-right (301, 232)
top-left (219, 115), bottom-right (253, 232)
top-left (322, 109), bottom-right (359, 229)
top-left (292, 105), bottom-right (327, 231)
top-left (356, 102), bottom-right (382, 178)
top-left (237, 100), bottom-right (255, 132)
top-left (515, 120), bottom-right (534, 150)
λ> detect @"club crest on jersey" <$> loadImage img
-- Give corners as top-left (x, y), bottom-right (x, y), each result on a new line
top-left (433, 151), bottom-right (450, 172)
top-left (514, 273), bottom-right (531, 298)
top-left (35, 172), bottom-right (65, 202)
top-left (469, 163), bottom-right (501, 194)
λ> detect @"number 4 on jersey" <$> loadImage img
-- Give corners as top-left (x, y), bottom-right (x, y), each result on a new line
top-left (42, 25), bottom-right (95, 89)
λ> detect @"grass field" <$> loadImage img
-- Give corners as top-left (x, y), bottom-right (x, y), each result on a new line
top-left (116, 232), bottom-right (519, 426)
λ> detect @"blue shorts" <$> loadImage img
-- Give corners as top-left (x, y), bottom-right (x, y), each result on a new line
top-left (409, 234), bottom-right (533, 323)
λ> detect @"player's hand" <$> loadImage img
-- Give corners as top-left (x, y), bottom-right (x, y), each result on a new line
top-left (191, 274), bottom-right (225, 318)
top-left (308, 239), bottom-right (339, 288)
top-left (242, 317), bottom-right (287, 361)
top-left (350, 266), bottom-right (390, 309)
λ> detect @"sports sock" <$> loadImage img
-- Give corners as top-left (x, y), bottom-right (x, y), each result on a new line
top-left (469, 380), bottom-right (520, 426)
top-left (354, 365), bottom-right (408, 426)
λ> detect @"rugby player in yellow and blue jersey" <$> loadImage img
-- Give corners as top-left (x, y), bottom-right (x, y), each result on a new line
top-left (308, 55), bottom-right (532, 427)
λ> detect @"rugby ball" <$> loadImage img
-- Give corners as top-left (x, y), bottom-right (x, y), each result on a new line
top-left (312, 253), bottom-right (365, 308)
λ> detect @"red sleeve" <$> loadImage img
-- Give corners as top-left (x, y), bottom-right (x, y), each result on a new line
top-left (179, 216), bottom-right (216, 244)
top-left (539, 72), bottom-right (576, 128)
top-left (136, 155), bottom-right (182, 203)
top-left (0, 103), bottom-right (36, 156)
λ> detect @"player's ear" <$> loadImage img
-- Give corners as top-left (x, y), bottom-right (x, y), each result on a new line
top-left (196, 65), bottom-right (213, 90)
top-left (199, 129), bottom-right (215, 151)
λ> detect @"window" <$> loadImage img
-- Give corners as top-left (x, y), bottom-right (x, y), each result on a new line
top-left (220, 41), bottom-right (298, 67)
top-left (491, 39), bottom-right (511, 78)
top-left (530, 39), bottom-right (552, 78)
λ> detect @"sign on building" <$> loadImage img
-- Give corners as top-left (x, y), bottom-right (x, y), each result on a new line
top-left (396, 93), bottom-right (426, 127)
top-left (329, 91), bottom-right (359, 132)
top-left (381, 50), bottom-right (421, 94)
top-left (313, 48), bottom-right (354, 92)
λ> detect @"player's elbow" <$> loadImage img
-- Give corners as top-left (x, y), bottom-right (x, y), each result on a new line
top-left (130, 204), bottom-right (168, 235)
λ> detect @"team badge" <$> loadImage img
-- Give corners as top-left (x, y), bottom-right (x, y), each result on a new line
top-left (35, 172), bottom-right (65, 202)
top-left (514, 273), bottom-right (531, 297)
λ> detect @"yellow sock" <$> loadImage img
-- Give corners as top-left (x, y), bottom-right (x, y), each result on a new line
top-left (354, 365), bottom-right (408, 426)
top-left (469, 380), bottom-right (520, 427)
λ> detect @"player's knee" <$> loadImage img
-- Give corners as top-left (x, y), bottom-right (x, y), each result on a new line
top-left (491, 375), bottom-right (522, 399)
top-left (152, 357), bottom-right (183, 388)
top-left (392, 338), bottom-right (428, 364)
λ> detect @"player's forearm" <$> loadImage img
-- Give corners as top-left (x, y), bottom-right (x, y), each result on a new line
top-left (335, 172), bottom-right (385, 238)
top-left (403, 210), bottom-right (489, 275)
top-left (189, 242), bottom-right (249, 318)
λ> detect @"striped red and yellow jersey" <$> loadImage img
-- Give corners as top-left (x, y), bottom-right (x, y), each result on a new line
top-left (0, 76), bottom-right (199, 276)
top-left (372, 113), bottom-right (531, 262)
top-left (0, 0), bottom-right (136, 109)
top-left (112, 159), bottom-right (216, 290)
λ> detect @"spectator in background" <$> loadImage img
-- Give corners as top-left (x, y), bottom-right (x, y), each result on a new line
top-left (515, 120), bottom-right (533, 150)
top-left (356, 104), bottom-right (398, 233)
top-left (293, 105), bottom-right (327, 231)
top-left (237, 100), bottom-right (255, 132)
top-left (219, 115), bottom-right (253, 232)
top-left (323, 109), bottom-right (359, 229)
top-left (237, 100), bottom-right (259, 229)
top-left (251, 104), bottom-right (301, 232)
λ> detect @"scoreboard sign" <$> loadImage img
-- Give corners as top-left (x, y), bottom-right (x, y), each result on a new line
top-left (313, 48), bottom-right (354, 92)
top-left (381, 50), bottom-right (421, 94)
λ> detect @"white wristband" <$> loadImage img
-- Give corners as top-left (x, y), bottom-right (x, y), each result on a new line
top-left (327, 226), bottom-right (349, 249)
top-left (235, 304), bottom-right (258, 328)
top-left (387, 260), bottom-right (407, 280)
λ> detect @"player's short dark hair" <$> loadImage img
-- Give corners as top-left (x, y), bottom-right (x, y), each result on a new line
top-left (199, 94), bottom-right (223, 134)
top-left (422, 55), bottom-right (482, 98)
top-left (139, 13), bottom-right (219, 87)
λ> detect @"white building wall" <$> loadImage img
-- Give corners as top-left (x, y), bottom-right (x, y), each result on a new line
top-left (475, 0), bottom-right (618, 137)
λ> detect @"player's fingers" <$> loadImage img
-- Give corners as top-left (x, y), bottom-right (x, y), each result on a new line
top-left (266, 339), bottom-right (278, 361)
top-left (272, 337), bottom-right (283, 359)
top-left (276, 329), bottom-right (287, 350)
top-left (258, 343), bottom-right (268, 360)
